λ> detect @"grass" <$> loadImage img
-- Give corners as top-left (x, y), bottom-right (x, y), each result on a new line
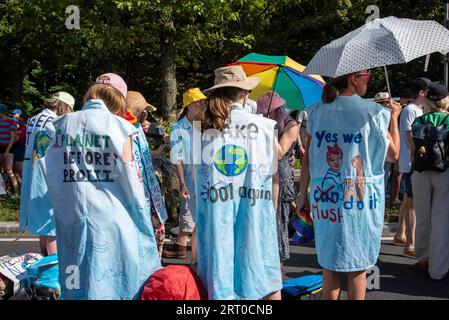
top-left (0, 196), bottom-right (20, 222)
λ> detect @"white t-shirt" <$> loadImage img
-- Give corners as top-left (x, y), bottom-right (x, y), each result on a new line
top-left (398, 103), bottom-right (423, 173)
top-left (244, 99), bottom-right (257, 114)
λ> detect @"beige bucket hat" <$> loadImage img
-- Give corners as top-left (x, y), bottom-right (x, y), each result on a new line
top-left (204, 65), bottom-right (260, 95)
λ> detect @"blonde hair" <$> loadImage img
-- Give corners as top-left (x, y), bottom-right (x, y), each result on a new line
top-left (83, 84), bottom-right (127, 117)
top-left (425, 96), bottom-right (449, 113)
top-left (43, 98), bottom-right (73, 116)
top-left (203, 87), bottom-right (242, 132)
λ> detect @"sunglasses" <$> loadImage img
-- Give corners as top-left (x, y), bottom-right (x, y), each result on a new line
top-left (355, 70), bottom-right (372, 82)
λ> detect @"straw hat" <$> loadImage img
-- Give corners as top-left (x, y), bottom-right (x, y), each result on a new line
top-left (204, 66), bottom-right (260, 95)
top-left (374, 92), bottom-right (390, 103)
top-left (127, 91), bottom-right (157, 112)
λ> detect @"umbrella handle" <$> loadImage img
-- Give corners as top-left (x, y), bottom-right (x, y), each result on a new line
top-left (384, 66), bottom-right (392, 97)
top-left (266, 66), bottom-right (281, 115)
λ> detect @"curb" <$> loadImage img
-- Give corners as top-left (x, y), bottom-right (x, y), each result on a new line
top-left (0, 222), bottom-right (20, 234)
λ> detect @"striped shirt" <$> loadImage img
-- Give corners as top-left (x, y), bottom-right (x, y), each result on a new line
top-left (0, 117), bottom-right (16, 146)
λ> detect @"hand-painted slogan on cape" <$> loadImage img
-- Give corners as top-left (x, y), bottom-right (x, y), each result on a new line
top-left (200, 181), bottom-right (272, 206)
top-left (54, 130), bottom-right (118, 183)
top-left (312, 130), bottom-right (378, 224)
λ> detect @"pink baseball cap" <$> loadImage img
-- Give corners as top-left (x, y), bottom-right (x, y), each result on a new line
top-left (95, 73), bottom-right (128, 99)
top-left (257, 91), bottom-right (286, 114)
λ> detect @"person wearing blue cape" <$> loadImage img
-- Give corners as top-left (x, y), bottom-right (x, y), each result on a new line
top-left (164, 88), bottom-right (207, 261)
top-left (298, 69), bottom-right (401, 300)
top-left (196, 65), bottom-right (283, 300)
top-left (125, 91), bottom-right (169, 256)
top-left (40, 74), bottom-right (161, 300)
top-left (19, 92), bottom-right (74, 256)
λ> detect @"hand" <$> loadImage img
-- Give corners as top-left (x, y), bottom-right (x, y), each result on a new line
top-left (289, 154), bottom-right (296, 167)
top-left (181, 184), bottom-right (190, 199)
top-left (296, 194), bottom-right (309, 218)
top-left (386, 100), bottom-right (402, 117)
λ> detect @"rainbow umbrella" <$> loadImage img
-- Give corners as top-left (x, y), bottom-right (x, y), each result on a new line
top-left (230, 53), bottom-right (325, 111)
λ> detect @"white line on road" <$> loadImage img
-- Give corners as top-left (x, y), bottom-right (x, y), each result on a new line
top-left (0, 238), bottom-right (39, 242)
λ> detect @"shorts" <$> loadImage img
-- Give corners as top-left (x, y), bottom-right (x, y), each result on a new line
top-left (10, 143), bottom-right (25, 162)
top-left (401, 172), bottom-right (413, 198)
top-left (179, 198), bottom-right (195, 234)
top-left (0, 145), bottom-right (8, 154)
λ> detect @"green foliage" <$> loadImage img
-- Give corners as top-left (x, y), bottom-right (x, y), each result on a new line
top-left (0, 0), bottom-right (447, 118)
top-left (0, 197), bottom-right (20, 222)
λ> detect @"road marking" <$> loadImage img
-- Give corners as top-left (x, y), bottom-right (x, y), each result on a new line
top-left (0, 238), bottom-right (39, 242)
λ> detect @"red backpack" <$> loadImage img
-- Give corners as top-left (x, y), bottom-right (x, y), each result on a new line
top-left (141, 265), bottom-right (208, 300)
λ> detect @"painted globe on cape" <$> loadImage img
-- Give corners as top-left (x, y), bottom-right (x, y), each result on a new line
top-left (213, 145), bottom-right (248, 177)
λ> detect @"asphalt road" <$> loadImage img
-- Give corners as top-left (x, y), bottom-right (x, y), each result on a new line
top-left (1, 235), bottom-right (448, 300)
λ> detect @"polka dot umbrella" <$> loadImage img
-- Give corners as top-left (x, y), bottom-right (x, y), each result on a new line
top-left (304, 16), bottom-right (449, 94)
top-left (229, 53), bottom-right (325, 111)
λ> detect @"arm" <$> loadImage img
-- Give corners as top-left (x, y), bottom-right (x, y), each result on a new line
top-left (277, 121), bottom-right (299, 160)
top-left (4, 129), bottom-right (16, 154)
top-left (406, 131), bottom-right (415, 163)
top-left (176, 162), bottom-right (190, 199)
top-left (297, 134), bottom-right (312, 213)
top-left (385, 101), bottom-right (401, 163)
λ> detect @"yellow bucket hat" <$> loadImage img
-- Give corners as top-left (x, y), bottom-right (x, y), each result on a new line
top-left (183, 88), bottom-right (207, 108)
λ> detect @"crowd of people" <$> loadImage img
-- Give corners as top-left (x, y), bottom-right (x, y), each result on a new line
top-left (0, 63), bottom-right (449, 300)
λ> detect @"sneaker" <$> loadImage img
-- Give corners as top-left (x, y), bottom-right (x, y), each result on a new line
top-left (404, 246), bottom-right (416, 258)
top-left (392, 236), bottom-right (407, 246)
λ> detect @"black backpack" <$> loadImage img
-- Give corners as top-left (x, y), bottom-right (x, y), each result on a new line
top-left (412, 114), bottom-right (449, 172)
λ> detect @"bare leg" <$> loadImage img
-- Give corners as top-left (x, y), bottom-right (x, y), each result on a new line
top-left (322, 269), bottom-right (341, 300)
top-left (177, 231), bottom-right (190, 246)
top-left (347, 271), bottom-right (367, 300)
top-left (264, 290), bottom-right (281, 300)
top-left (39, 236), bottom-right (57, 256)
top-left (4, 154), bottom-right (18, 193)
top-left (391, 171), bottom-right (402, 205)
top-left (46, 237), bottom-right (58, 255)
top-left (396, 195), bottom-right (407, 239)
top-left (405, 198), bottom-right (416, 247)
top-left (191, 227), bottom-right (197, 265)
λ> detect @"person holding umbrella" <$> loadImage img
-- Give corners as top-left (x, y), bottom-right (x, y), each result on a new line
top-left (298, 69), bottom-right (401, 300)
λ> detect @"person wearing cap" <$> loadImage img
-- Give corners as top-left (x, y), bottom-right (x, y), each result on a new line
top-left (11, 108), bottom-right (22, 120)
top-left (126, 91), bottom-right (168, 257)
top-left (196, 66), bottom-right (282, 300)
top-left (395, 78), bottom-right (430, 257)
top-left (19, 92), bottom-right (75, 257)
top-left (40, 74), bottom-right (161, 299)
top-left (298, 70), bottom-right (401, 300)
top-left (411, 83), bottom-right (449, 280)
top-left (256, 91), bottom-right (299, 266)
top-left (164, 88), bottom-right (206, 260)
